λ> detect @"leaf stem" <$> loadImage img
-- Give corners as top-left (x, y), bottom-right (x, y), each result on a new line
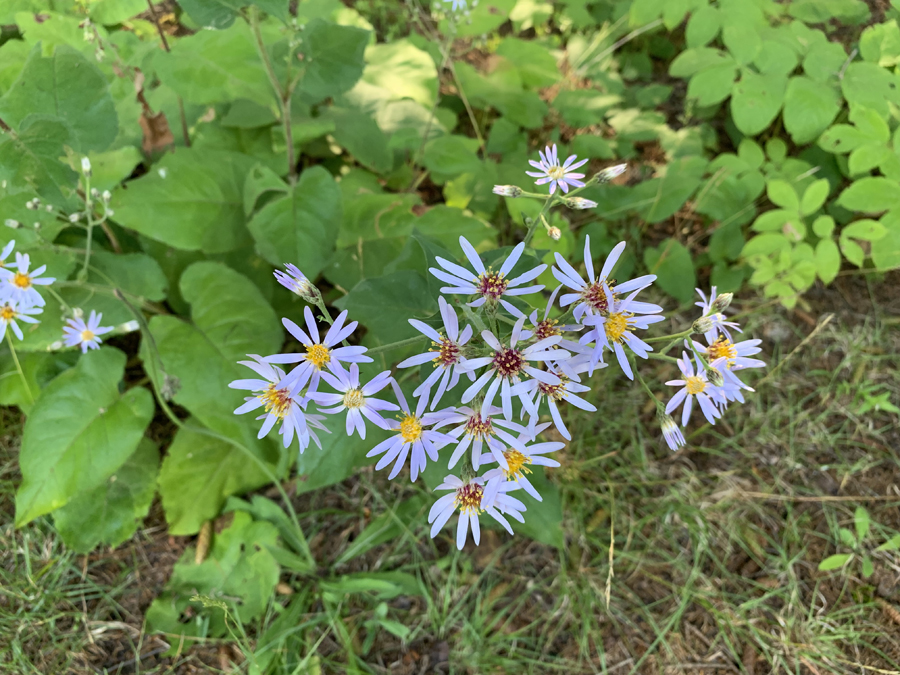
top-left (6, 332), bottom-right (34, 404)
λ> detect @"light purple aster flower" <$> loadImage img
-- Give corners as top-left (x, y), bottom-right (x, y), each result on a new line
top-left (432, 404), bottom-right (532, 471)
top-left (665, 352), bottom-right (728, 426)
top-left (429, 237), bottom-right (546, 315)
top-left (0, 240), bottom-right (18, 270)
top-left (62, 310), bottom-right (113, 353)
top-left (366, 382), bottom-right (455, 482)
top-left (0, 300), bottom-right (41, 341)
top-left (428, 474), bottom-right (526, 550)
top-left (308, 363), bottom-right (397, 439)
top-left (695, 286), bottom-right (742, 343)
top-left (510, 364), bottom-right (596, 441)
top-left (479, 421), bottom-right (564, 503)
top-left (658, 411), bottom-right (686, 451)
top-left (274, 263), bottom-right (316, 299)
top-left (0, 252), bottom-right (55, 309)
top-left (526, 144), bottom-right (588, 195)
top-left (690, 334), bottom-right (765, 404)
top-left (396, 297), bottom-right (475, 408)
top-left (552, 237), bottom-right (656, 323)
top-left (461, 316), bottom-right (569, 421)
top-left (229, 355), bottom-right (314, 449)
top-left (443, 0), bottom-right (467, 11)
top-left (266, 307), bottom-right (372, 392)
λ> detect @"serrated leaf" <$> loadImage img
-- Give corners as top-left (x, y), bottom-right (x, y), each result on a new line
top-left (15, 348), bottom-right (154, 525)
top-left (815, 238), bottom-right (840, 283)
top-left (731, 72), bottom-right (787, 136)
top-left (818, 553), bottom-right (853, 571)
top-left (783, 76), bottom-right (841, 145)
top-left (837, 177), bottom-right (900, 213)
top-left (0, 116), bottom-right (78, 208)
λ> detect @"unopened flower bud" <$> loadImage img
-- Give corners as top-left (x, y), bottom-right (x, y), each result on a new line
top-left (711, 292), bottom-right (733, 313)
top-left (657, 410), bottom-right (685, 451)
top-left (81, 157), bottom-right (92, 176)
top-left (33, 222), bottom-right (40, 230)
top-left (69, 213), bottom-right (80, 223)
top-left (119, 320), bottom-right (140, 332)
top-left (4, 219), bottom-right (19, 229)
top-left (90, 188), bottom-right (99, 198)
top-left (596, 163), bottom-right (627, 183)
top-left (26, 198), bottom-right (39, 210)
top-left (562, 196), bottom-right (598, 210)
top-left (492, 185), bottom-right (522, 197)
top-left (45, 204), bottom-right (53, 212)
top-left (106, 209), bottom-right (114, 217)
top-left (102, 190), bottom-right (111, 202)
top-left (548, 226), bottom-right (561, 241)
top-left (706, 367), bottom-right (725, 387)
top-left (692, 316), bottom-right (714, 335)
top-left (275, 263), bottom-right (319, 302)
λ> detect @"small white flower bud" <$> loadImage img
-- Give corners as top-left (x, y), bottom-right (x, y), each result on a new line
top-left (692, 317), bottom-right (714, 335)
top-left (711, 292), bottom-right (733, 313)
top-left (33, 222), bottom-right (40, 230)
top-left (106, 209), bottom-right (114, 217)
top-left (69, 213), bottom-right (80, 223)
top-left (596, 163), bottom-right (627, 183)
top-left (492, 185), bottom-right (522, 197)
top-left (47, 340), bottom-right (65, 351)
top-left (81, 157), bottom-right (92, 176)
top-left (90, 188), bottom-right (99, 198)
top-left (102, 190), bottom-right (111, 202)
top-left (4, 219), bottom-right (19, 229)
top-left (119, 320), bottom-right (140, 332)
top-left (158, 168), bottom-right (168, 178)
top-left (562, 196), bottom-right (598, 210)
top-left (45, 204), bottom-right (54, 212)
top-left (548, 226), bottom-right (561, 241)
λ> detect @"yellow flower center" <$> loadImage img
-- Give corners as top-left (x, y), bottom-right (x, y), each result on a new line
top-left (12, 272), bottom-right (31, 289)
top-left (455, 483), bottom-right (484, 515)
top-left (0, 306), bottom-right (15, 321)
top-left (685, 376), bottom-right (706, 395)
top-left (604, 312), bottom-right (631, 343)
top-left (548, 165), bottom-right (565, 180)
top-left (399, 413), bottom-right (423, 443)
top-left (707, 337), bottom-right (737, 364)
top-left (258, 384), bottom-right (291, 419)
top-left (538, 374), bottom-right (569, 401)
top-left (343, 388), bottom-right (365, 409)
top-left (305, 343), bottom-right (331, 370)
top-left (476, 269), bottom-right (508, 300)
top-left (503, 449), bottom-right (532, 481)
top-left (80, 329), bottom-right (95, 342)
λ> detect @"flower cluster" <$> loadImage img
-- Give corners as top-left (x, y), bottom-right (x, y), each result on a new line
top-left (229, 144), bottom-right (764, 550)
top-left (0, 240), bottom-right (55, 343)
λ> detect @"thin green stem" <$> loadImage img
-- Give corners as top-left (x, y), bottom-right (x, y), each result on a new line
top-left (6, 332), bottom-right (34, 404)
top-left (647, 353), bottom-right (679, 364)
top-left (645, 328), bottom-right (692, 344)
top-left (80, 175), bottom-right (94, 281)
top-left (523, 195), bottom-right (557, 248)
top-left (366, 335), bottom-right (425, 355)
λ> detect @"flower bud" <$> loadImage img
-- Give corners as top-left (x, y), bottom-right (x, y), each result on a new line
top-left (90, 188), bottom-right (99, 198)
top-left (692, 316), bottom-right (714, 335)
top-left (711, 292), bottom-right (733, 313)
top-left (595, 163), bottom-right (627, 183)
top-left (562, 196), bottom-right (598, 210)
top-left (102, 190), bottom-right (111, 202)
top-left (275, 263), bottom-right (320, 302)
top-left (548, 226), bottom-right (561, 241)
top-left (492, 185), bottom-right (522, 197)
top-left (119, 320), bottom-right (140, 333)
top-left (81, 157), bottom-right (92, 176)
top-left (705, 367), bottom-right (725, 387)
top-left (106, 209), bottom-right (114, 217)
top-left (69, 213), bottom-right (80, 223)
top-left (657, 410), bottom-right (685, 451)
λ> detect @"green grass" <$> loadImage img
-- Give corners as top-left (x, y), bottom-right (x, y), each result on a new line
top-left (3, 286), bottom-right (900, 674)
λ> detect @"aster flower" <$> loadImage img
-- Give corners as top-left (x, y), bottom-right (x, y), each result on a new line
top-left (480, 422), bottom-right (564, 503)
top-left (295, 412), bottom-right (331, 453)
top-left (366, 382), bottom-right (455, 482)
top-left (552, 237), bottom-right (656, 322)
top-left (0, 252), bottom-right (55, 309)
top-left (432, 405), bottom-right (532, 471)
top-left (511, 286), bottom-right (588, 378)
top-left (0, 301), bottom-right (41, 341)
top-left (526, 144), bottom-right (587, 195)
top-left (443, 0), bottom-right (467, 10)
top-left (229, 355), bottom-right (314, 449)
top-left (581, 287), bottom-right (664, 380)
top-left (274, 263), bottom-right (317, 300)
top-left (665, 352), bottom-right (728, 426)
top-left (266, 307), bottom-right (372, 391)
top-left (510, 364), bottom-right (596, 441)
top-left (397, 297), bottom-right (475, 408)
top-left (461, 316), bottom-right (569, 420)
top-left (308, 363), bottom-right (397, 439)
top-left (658, 411), bottom-right (686, 451)
top-left (695, 287), bottom-right (742, 343)
top-left (0, 240), bottom-right (17, 269)
top-left (429, 237), bottom-right (546, 315)
top-left (62, 311), bottom-right (113, 353)
top-left (428, 475), bottom-right (527, 550)
top-left (690, 335), bottom-right (765, 403)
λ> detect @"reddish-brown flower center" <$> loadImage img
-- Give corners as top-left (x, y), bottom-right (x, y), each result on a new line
top-left (491, 346), bottom-right (524, 379)
top-left (477, 270), bottom-right (508, 300)
top-left (581, 279), bottom-right (615, 313)
top-left (455, 483), bottom-right (484, 514)
top-left (431, 336), bottom-right (460, 368)
top-left (258, 385), bottom-right (292, 419)
top-left (534, 318), bottom-right (561, 341)
top-left (538, 375), bottom-right (569, 401)
top-left (464, 414), bottom-right (493, 439)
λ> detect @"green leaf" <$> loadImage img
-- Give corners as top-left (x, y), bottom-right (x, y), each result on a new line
top-left (243, 163), bottom-right (289, 216)
top-left (854, 506), bottom-right (871, 541)
top-left (842, 219), bottom-right (886, 241)
top-left (670, 48), bottom-right (733, 78)
top-left (803, 40), bottom-right (848, 83)
top-left (872, 210), bottom-right (900, 270)
top-left (783, 76), bottom-right (841, 145)
top-left (722, 25), bottom-right (760, 66)
top-left (552, 90), bottom-right (623, 128)
top-left (54, 438), bottom-right (159, 553)
top-left (247, 166), bottom-right (341, 279)
top-left (89, 251), bottom-right (168, 302)
top-left (840, 237), bottom-right (865, 266)
top-left (85, 146), bottom-right (143, 192)
top-left (876, 534), bottom-right (900, 551)
top-left (335, 496), bottom-right (428, 564)
top-left (848, 143), bottom-right (892, 175)
top-left (329, 108), bottom-right (392, 174)
top-left (839, 527), bottom-right (857, 548)
top-left (299, 19), bottom-right (370, 104)
top-left (15, 349), bottom-right (154, 525)
top-left (496, 38), bottom-right (559, 89)
top-left (743, 233), bottom-right (790, 258)
top-left (0, 116), bottom-right (78, 208)
top-left (113, 149), bottom-right (256, 253)
top-left (754, 40), bottom-right (799, 78)
top-left (643, 238), bottom-right (696, 304)
top-left (861, 556), bottom-right (875, 578)
top-left (815, 238), bottom-right (840, 284)
top-left (837, 177), bottom-right (900, 213)
top-left (731, 72), bottom-right (787, 137)
top-left (422, 135), bottom-right (482, 184)
top-left (841, 62), bottom-right (900, 117)
top-left (509, 466), bottom-right (564, 548)
top-left (177, 0), bottom-right (290, 28)
top-left (767, 180), bottom-right (800, 211)
top-left (818, 553), bottom-right (853, 571)
top-left (812, 215), bottom-right (835, 238)
top-left (0, 44), bottom-right (117, 153)
top-left (360, 39), bottom-right (438, 107)
top-left (687, 63), bottom-right (737, 107)
top-left (851, 105), bottom-right (891, 142)
top-left (685, 6), bottom-right (720, 48)
top-left (800, 179), bottom-right (829, 216)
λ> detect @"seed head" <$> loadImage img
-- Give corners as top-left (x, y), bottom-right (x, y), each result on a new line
top-left (692, 317), bottom-right (714, 335)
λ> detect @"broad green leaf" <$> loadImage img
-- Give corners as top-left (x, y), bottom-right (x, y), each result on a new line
top-left (294, 417), bottom-right (390, 493)
top-left (815, 238), bottom-right (840, 283)
top-left (15, 348), bottom-right (154, 525)
top-left (876, 534), bottom-right (900, 551)
top-left (731, 72), bottom-right (787, 136)
top-left (855, 506), bottom-right (871, 540)
top-left (180, 261), bottom-right (281, 362)
top-left (413, 206), bottom-right (497, 251)
top-left (859, 19), bottom-right (900, 67)
top-left (147, 512), bottom-right (280, 638)
top-left (243, 163), bottom-right (289, 216)
top-left (0, 350), bottom-right (75, 413)
top-left (685, 6), bottom-right (720, 48)
top-left (837, 177), bottom-right (900, 213)
top-left (722, 25), bottom-right (760, 66)
top-left (800, 179), bottom-right (829, 216)
top-left (840, 237), bottom-right (865, 266)
top-left (221, 99), bottom-right (279, 129)
top-left (0, 116), bottom-right (78, 208)
top-left (803, 40), bottom-right (848, 83)
top-left (743, 233), bottom-right (790, 258)
top-left (754, 40), bottom-right (799, 78)
top-left (819, 124), bottom-right (871, 154)
top-left (360, 40), bottom-right (438, 107)
top-left (496, 38), bottom-right (559, 89)
top-left (88, 0), bottom-right (148, 24)
top-left (783, 76), bottom-right (841, 145)
top-left (813, 215), bottom-right (835, 237)
top-left (670, 48), bottom-right (733, 78)
top-left (89, 251), bottom-right (168, 302)
top-left (553, 90), bottom-right (623, 128)
top-left (872, 210), bottom-right (900, 270)
top-left (329, 108), bottom-right (392, 174)
top-left (299, 19), bottom-right (370, 103)
top-left (848, 144), bottom-right (892, 175)
top-left (506, 466), bottom-right (564, 548)
top-left (178, 0), bottom-right (290, 27)
top-left (630, 156), bottom-right (708, 223)
top-left (113, 149), bottom-right (256, 253)
top-left (0, 44), bottom-right (117, 153)
top-left (861, 556), bottom-right (875, 578)
top-left (790, 0), bottom-right (868, 23)
top-left (85, 146), bottom-right (143, 192)
top-left (841, 62), bottom-right (900, 116)
top-left (54, 438), bottom-right (159, 553)
top-left (767, 180), bottom-right (799, 211)
top-left (225, 494), bottom-right (312, 566)
top-left (738, 139), bottom-right (765, 169)
top-left (247, 166), bottom-right (342, 279)
top-left (818, 553), bottom-right (852, 571)
top-left (842, 219), bottom-right (886, 241)
top-left (643, 238), bottom-right (696, 304)
top-left (687, 63), bottom-right (737, 107)
top-left (851, 105), bottom-right (891, 142)
top-left (422, 135), bottom-right (482, 184)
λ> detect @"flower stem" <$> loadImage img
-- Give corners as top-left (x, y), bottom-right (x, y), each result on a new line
top-left (366, 335), bottom-right (425, 355)
top-left (645, 328), bottom-right (692, 344)
top-left (523, 195), bottom-right (557, 248)
top-left (647, 353), bottom-right (679, 364)
top-left (79, 173), bottom-right (94, 281)
top-left (7, 332), bottom-right (34, 404)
